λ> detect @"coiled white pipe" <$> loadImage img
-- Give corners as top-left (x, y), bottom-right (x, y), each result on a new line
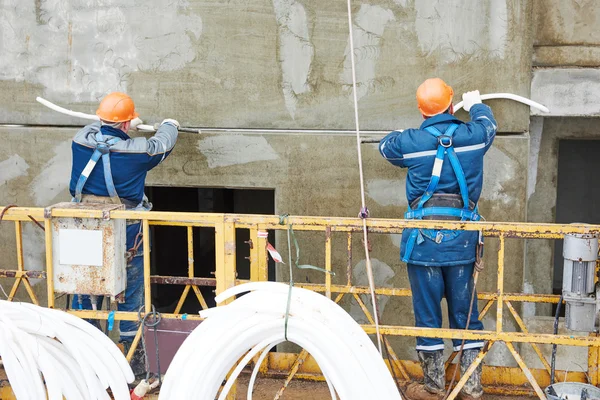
top-left (0, 300), bottom-right (133, 400)
top-left (454, 93), bottom-right (550, 113)
top-left (159, 282), bottom-right (401, 400)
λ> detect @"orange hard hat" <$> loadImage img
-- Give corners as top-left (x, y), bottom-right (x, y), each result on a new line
top-left (416, 78), bottom-right (454, 117)
top-left (96, 92), bottom-right (139, 122)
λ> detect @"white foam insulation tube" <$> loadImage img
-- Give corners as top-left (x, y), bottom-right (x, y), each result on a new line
top-left (453, 92), bottom-right (549, 113)
top-left (0, 300), bottom-right (134, 400)
top-left (35, 97), bottom-right (156, 132)
top-left (159, 282), bottom-right (402, 400)
top-left (360, 93), bottom-right (550, 143)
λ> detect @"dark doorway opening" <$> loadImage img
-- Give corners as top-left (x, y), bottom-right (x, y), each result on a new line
top-left (553, 140), bottom-right (600, 313)
top-left (146, 187), bottom-right (276, 314)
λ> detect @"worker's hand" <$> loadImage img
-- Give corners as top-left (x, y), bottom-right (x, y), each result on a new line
top-left (130, 117), bottom-right (143, 130)
top-left (474, 258), bottom-right (484, 272)
top-left (462, 90), bottom-right (482, 112)
top-left (161, 118), bottom-right (180, 129)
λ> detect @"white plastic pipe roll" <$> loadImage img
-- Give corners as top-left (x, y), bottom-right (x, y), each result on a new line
top-left (0, 300), bottom-right (133, 400)
top-left (159, 282), bottom-right (402, 400)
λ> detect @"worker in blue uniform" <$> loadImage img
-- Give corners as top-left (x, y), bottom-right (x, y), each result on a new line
top-left (379, 78), bottom-right (497, 400)
top-left (68, 92), bottom-right (179, 375)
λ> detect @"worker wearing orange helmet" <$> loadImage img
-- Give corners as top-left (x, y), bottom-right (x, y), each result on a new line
top-left (68, 92), bottom-right (180, 376)
top-left (379, 79), bottom-right (497, 400)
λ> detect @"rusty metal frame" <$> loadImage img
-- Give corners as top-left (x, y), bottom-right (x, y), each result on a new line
top-left (2, 207), bottom-right (600, 399)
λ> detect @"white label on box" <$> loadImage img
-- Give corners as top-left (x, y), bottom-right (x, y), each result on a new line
top-left (59, 229), bottom-right (103, 267)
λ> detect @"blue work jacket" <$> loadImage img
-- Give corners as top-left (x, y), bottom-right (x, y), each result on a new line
top-left (69, 122), bottom-right (179, 255)
top-left (379, 104), bottom-right (497, 266)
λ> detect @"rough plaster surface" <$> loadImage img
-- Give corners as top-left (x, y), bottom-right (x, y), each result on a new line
top-left (30, 141), bottom-right (72, 206)
top-left (531, 68), bottom-right (600, 116)
top-left (340, 4), bottom-right (395, 101)
top-left (366, 179), bottom-right (405, 207)
top-left (527, 117), bottom-right (543, 202)
top-left (0, 0), bottom-right (203, 101)
top-left (349, 258), bottom-right (395, 324)
top-left (0, 155), bottom-right (29, 186)
top-left (521, 317), bottom-right (587, 372)
top-left (534, 0), bottom-right (600, 46)
top-left (272, 0), bottom-right (314, 118)
top-left (533, 0), bottom-right (600, 66)
top-left (534, 46), bottom-right (600, 68)
top-left (197, 135), bottom-right (279, 168)
top-left (0, 0), bottom-right (532, 131)
top-left (413, 1), bottom-right (508, 62)
top-left (482, 146), bottom-right (516, 205)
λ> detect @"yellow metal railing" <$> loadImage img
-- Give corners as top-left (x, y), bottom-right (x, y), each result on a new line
top-left (2, 206), bottom-right (600, 399)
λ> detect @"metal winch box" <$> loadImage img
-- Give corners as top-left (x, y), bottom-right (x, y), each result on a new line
top-left (562, 232), bottom-right (600, 332)
top-left (49, 202), bottom-right (126, 298)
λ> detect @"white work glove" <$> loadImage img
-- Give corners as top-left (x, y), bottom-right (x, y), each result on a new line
top-left (161, 118), bottom-right (180, 129)
top-left (130, 117), bottom-right (143, 129)
top-left (462, 90), bottom-right (482, 112)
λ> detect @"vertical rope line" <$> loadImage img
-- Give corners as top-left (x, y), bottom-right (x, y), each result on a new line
top-left (345, 0), bottom-right (382, 354)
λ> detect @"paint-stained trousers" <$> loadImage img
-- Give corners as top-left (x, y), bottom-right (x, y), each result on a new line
top-left (407, 263), bottom-right (484, 352)
top-left (72, 255), bottom-right (144, 343)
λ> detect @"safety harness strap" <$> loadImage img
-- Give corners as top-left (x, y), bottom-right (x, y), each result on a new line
top-left (446, 146), bottom-right (470, 210)
top-left (415, 124), bottom-right (459, 209)
top-left (402, 123), bottom-right (481, 263)
top-left (73, 130), bottom-right (121, 204)
top-left (405, 207), bottom-right (481, 221)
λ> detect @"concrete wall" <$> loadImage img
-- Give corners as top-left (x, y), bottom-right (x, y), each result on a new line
top-left (0, 0), bottom-right (540, 365)
top-left (531, 0), bottom-right (600, 117)
top-left (525, 0), bottom-right (600, 319)
top-left (534, 0), bottom-right (600, 67)
top-left (0, 0), bottom-right (532, 132)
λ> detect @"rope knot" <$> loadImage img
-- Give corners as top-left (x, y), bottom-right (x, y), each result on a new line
top-left (358, 207), bottom-right (369, 219)
top-left (278, 213), bottom-right (289, 225)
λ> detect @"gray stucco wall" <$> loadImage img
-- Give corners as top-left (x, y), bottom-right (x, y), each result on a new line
top-left (0, 0), bottom-right (539, 365)
top-left (525, 0), bottom-right (600, 321)
top-left (0, 0), bottom-right (532, 132)
top-left (533, 0), bottom-right (600, 67)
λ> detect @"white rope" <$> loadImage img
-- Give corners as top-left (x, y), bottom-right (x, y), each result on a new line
top-left (345, 0), bottom-right (382, 355)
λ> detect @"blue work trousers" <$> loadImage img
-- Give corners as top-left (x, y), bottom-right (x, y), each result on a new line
top-left (407, 263), bottom-right (484, 352)
top-left (72, 255), bottom-right (144, 343)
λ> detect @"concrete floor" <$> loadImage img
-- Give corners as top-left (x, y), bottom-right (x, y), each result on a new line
top-left (0, 368), bottom-right (538, 399)
top-left (235, 376), bottom-right (537, 399)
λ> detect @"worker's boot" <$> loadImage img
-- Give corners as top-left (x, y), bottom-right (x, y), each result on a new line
top-left (457, 349), bottom-right (484, 400)
top-left (405, 350), bottom-right (445, 400)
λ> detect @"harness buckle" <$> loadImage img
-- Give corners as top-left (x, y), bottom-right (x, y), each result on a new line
top-left (438, 135), bottom-right (452, 148)
top-left (435, 231), bottom-right (444, 244)
top-left (96, 143), bottom-right (110, 155)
